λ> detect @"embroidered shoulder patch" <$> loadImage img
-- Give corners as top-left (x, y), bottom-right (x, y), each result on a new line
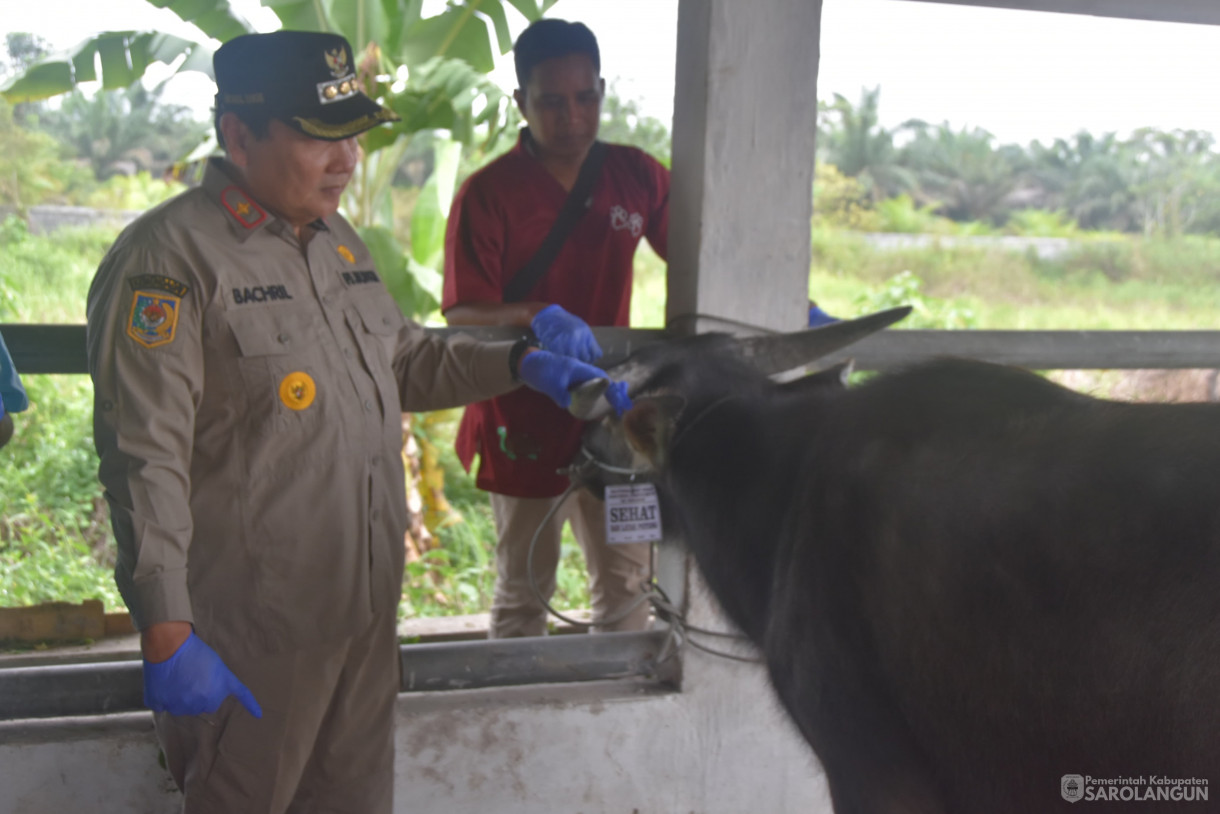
top-left (127, 274), bottom-right (190, 298)
top-left (127, 290), bottom-right (181, 348)
top-left (220, 185), bottom-right (267, 229)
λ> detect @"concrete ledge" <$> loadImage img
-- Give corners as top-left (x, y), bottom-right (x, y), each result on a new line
top-left (0, 709), bottom-right (155, 746)
top-left (0, 610), bottom-right (594, 669)
top-left (0, 627), bottom-right (675, 721)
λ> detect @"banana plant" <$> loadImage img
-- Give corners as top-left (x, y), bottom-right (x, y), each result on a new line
top-left (1, 0), bottom-right (558, 315)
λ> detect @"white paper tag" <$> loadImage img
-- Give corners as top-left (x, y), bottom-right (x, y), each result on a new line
top-left (605, 483), bottom-right (662, 544)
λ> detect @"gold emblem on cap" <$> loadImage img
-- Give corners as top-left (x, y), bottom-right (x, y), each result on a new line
top-left (337, 245), bottom-right (355, 263)
top-left (324, 47), bottom-right (349, 79)
top-left (316, 73), bottom-right (359, 106)
top-left (279, 371), bottom-right (317, 411)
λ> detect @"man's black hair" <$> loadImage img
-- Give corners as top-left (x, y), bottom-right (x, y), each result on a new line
top-left (214, 107), bottom-right (273, 152)
top-left (513, 19), bottom-right (600, 89)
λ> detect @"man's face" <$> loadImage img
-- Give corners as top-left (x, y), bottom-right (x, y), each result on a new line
top-left (515, 52), bottom-right (604, 162)
top-left (226, 117), bottom-right (360, 227)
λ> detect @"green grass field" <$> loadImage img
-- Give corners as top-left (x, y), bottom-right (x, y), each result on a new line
top-left (810, 229), bottom-right (1220, 330)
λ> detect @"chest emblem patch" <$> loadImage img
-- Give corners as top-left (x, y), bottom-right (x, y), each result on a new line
top-left (127, 291), bottom-right (181, 348)
top-left (609, 205), bottom-right (644, 238)
top-left (279, 371), bottom-right (317, 411)
top-left (336, 244), bottom-right (355, 263)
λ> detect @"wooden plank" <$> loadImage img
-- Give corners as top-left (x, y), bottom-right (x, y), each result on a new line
top-left (0, 601), bottom-right (105, 644)
top-left (1, 325), bottom-right (667, 377)
top-left (2, 324), bottom-right (88, 375)
top-left (818, 330), bottom-right (1220, 371)
top-left (7, 324), bottom-right (1220, 375)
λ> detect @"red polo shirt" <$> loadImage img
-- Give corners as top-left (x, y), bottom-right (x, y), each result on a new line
top-left (443, 130), bottom-right (669, 497)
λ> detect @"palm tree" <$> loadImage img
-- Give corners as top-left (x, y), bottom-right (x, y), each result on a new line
top-left (36, 83), bottom-right (207, 179)
top-left (1125, 127), bottom-right (1217, 237)
top-left (817, 86), bottom-right (916, 203)
top-left (899, 122), bottom-right (1019, 225)
top-left (1026, 131), bottom-right (1139, 232)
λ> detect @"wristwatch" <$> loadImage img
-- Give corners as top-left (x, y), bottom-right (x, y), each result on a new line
top-left (508, 336), bottom-right (534, 382)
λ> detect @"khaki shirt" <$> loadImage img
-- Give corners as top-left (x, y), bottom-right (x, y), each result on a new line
top-left (87, 159), bottom-right (518, 656)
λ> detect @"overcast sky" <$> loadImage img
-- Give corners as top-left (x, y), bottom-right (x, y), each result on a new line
top-left (6, 0), bottom-right (1220, 147)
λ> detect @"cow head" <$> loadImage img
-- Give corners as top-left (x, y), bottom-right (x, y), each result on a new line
top-left (567, 306), bottom-right (911, 495)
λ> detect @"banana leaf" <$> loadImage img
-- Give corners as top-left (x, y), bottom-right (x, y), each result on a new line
top-left (1, 32), bottom-right (214, 102)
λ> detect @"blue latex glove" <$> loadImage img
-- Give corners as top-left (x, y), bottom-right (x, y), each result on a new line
top-left (604, 381), bottom-right (633, 416)
top-left (143, 632), bottom-right (262, 718)
top-left (0, 330), bottom-right (29, 415)
top-left (519, 350), bottom-right (632, 416)
top-left (807, 302), bottom-right (841, 328)
top-left (530, 304), bottom-right (603, 363)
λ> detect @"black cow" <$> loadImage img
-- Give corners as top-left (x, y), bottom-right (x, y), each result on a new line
top-left (569, 307), bottom-right (1220, 814)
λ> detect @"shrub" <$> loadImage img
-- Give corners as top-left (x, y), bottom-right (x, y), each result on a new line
top-left (1005, 208), bottom-right (1080, 237)
top-left (813, 163), bottom-right (881, 232)
top-left (853, 270), bottom-right (977, 329)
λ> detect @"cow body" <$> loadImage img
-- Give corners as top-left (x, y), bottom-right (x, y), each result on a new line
top-left (578, 337), bottom-right (1220, 814)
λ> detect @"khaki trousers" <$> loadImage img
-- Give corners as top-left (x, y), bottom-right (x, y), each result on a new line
top-left (488, 489), bottom-right (652, 638)
top-left (155, 611), bottom-right (398, 814)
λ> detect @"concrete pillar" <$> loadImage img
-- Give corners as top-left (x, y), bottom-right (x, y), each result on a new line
top-left (668, 0), bottom-right (824, 335)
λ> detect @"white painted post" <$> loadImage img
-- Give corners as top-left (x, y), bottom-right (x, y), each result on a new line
top-left (669, 0), bottom-right (824, 335)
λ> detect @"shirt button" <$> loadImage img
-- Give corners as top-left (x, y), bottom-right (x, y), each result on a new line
top-left (277, 333), bottom-right (290, 344)
top-left (322, 295), bottom-right (333, 305)
top-left (343, 348), bottom-right (353, 358)
top-left (372, 509), bottom-right (380, 522)
top-left (382, 317), bottom-right (392, 326)
top-left (363, 399), bottom-right (373, 411)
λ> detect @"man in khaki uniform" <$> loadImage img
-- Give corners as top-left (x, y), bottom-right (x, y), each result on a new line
top-left (87, 30), bottom-right (628, 814)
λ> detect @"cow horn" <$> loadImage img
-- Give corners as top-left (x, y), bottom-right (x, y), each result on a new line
top-left (568, 352), bottom-right (665, 420)
top-left (733, 306), bottom-right (911, 377)
top-left (569, 377), bottom-right (611, 419)
top-left (567, 306), bottom-right (911, 421)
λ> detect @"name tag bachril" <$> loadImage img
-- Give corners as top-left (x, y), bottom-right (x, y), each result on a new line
top-left (605, 483), bottom-right (662, 544)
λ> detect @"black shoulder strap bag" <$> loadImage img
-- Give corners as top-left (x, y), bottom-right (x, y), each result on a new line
top-left (503, 140), bottom-right (608, 303)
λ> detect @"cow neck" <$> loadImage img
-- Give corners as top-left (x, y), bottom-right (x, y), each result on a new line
top-left (670, 395), bottom-right (739, 454)
top-left (669, 393), bottom-right (788, 644)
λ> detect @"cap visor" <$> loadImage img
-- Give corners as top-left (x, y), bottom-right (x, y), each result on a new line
top-left (287, 93), bottom-right (401, 141)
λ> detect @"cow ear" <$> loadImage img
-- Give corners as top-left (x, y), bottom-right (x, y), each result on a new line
top-left (622, 395), bottom-right (684, 469)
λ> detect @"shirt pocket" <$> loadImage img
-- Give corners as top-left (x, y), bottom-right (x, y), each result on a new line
top-left (345, 294), bottom-right (405, 416)
top-left (227, 308), bottom-right (330, 437)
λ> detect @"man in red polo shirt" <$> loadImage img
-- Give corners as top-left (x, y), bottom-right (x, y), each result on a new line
top-left (443, 18), bottom-right (670, 638)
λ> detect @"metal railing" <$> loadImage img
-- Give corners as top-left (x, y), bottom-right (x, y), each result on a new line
top-left (10, 323), bottom-right (1220, 374)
